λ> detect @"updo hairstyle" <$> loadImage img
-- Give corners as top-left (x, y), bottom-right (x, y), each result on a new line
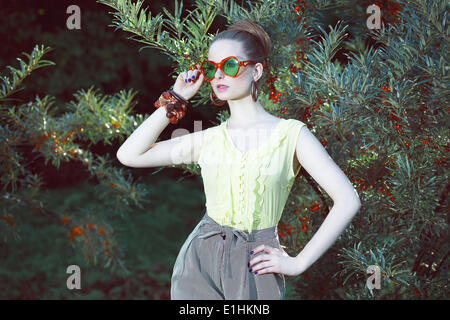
top-left (211, 19), bottom-right (271, 90)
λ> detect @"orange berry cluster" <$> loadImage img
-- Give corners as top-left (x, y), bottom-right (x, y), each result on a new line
top-left (33, 128), bottom-right (83, 157)
top-left (375, 85), bottom-right (391, 112)
top-left (417, 137), bottom-right (438, 149)
top-left (415, 103), bottom-right (448, 165)
top-left (277, 198), bottom-right (323, 239)
top-left (69, 226), bottom-right (84, 241)
top-left (378, 182), bottom-right (395, 200)
top-left (61, 216), bottom-right (70, 225)
top-left (289, 37), bottom-right (308, 74)
top-left (344, 167), bottom-right (396, 200)
top-left (294, 0), bottom-right (308, 17)
top-left (352, 176), bottom-right (368, 191)
top-left (64, 218), bottom-right (112, 259)
top-left (377, 85), bottom-right (412, 148)
top-left (301, 98), bottom-right (323, 123)
top-left (278, 221), bottom-right (297, 239)
top-left (1, 215), bottom-right (16, 227)
top-left (295, 210), bottom-right (310, 232)
top-left (298, 216), bottom-right (310, 232)
top-left (436, 145), bottom-right (449, 166)
top-left (278, 208), bottom-right (312, 239)
top-left (389, 109), bottom-right (410, 148)
top-left (268, 2), bottom-right (308, 103)
top-left (266, 72), bottom-right (283, 104)
top-left (308, 200), bottom-right (320, 212)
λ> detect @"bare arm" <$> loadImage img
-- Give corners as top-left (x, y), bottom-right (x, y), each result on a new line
top-left (293, 126), bottom-right (362, 273)
top-left (116, 106), bottom-right (205, 168)
top-left (116, 67), bottom-right (205, 167)
top-left (116, 106), bottom-right (169, 164)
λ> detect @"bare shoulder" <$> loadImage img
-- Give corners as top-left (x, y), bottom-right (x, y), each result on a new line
top-left (293, 121), bottom-right (318, 158)
top-left (265, 116), bottom-right (284, 127)
top-left (293, 123), bottom-right (360, 206)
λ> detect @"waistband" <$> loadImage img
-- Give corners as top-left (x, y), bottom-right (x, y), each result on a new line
top-left (199, 211), bottom-right (277, 241)
top-left (197, 211), bottom-right (278, 279)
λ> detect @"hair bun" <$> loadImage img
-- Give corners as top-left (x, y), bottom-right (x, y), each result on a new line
top-left (226, 19), bottom-right (271, 59)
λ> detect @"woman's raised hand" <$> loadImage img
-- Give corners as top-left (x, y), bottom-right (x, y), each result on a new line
top-left (172, 64), bottom-right (204, 101)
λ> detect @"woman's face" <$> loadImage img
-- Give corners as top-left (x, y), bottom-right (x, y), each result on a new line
top-left (207, 39), bottom-right (257, 101)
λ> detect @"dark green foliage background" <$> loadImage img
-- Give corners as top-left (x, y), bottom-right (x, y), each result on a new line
top-left (0, 0), bottom-right (215, 300)
top-left (0, 0), bottom-right (448, 300)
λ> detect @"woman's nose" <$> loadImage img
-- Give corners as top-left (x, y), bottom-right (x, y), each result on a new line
top-left (215, 68), bottom-right (224, 78)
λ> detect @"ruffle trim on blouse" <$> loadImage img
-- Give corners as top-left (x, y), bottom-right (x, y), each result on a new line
top-left (250, 120), bottom-right (292, 231)
top-left (217, 119), bottom-right (293, 232)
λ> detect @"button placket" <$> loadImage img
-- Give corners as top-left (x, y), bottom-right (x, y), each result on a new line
top-left (238, 154), bottom-right (247, 226)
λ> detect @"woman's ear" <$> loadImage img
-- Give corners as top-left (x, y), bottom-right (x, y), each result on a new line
top-left (253, 63), bottom-right (264, 82)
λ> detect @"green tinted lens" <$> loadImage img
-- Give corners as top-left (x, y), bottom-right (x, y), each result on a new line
top-left (223, 58), bottom-right (239, 76)
top-left (202, 62), bottom-right (216, 79)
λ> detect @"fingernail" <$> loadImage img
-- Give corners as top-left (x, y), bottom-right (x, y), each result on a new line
top-left (249, 268), bottom-right (253, 272)
top-left (188, 79), bottom-right (191, 82)
top-left (184, 79), bottom-right (187, 82)
top-left (191, 75), bottom-right (195, 79)
top-left (254, 271), bottom-right (258, 275)
top-left (250, 250), bottom-right (254, 255)
top-left (247, 262), bottom-right (250, 267)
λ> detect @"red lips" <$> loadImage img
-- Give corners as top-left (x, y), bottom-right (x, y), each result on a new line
top-left (216, 84), bottom-right (229, 88)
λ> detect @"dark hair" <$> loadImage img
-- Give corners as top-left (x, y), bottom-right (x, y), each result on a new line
top-left (211, 19), bottom-right (271, 88)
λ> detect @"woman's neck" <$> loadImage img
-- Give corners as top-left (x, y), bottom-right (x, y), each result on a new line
top-left (226, 95), bottom-right (272, 128)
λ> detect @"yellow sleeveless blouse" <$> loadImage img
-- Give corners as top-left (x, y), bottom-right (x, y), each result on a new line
top-left (198, 118), bottom-right (306, 233)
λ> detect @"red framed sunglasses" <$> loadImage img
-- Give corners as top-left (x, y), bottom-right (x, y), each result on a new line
top-left (200, 56), bottom-right (257, 81)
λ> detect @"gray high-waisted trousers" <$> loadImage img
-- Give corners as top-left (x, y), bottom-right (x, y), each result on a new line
top-left (170, 210), bottom-right (285, 300)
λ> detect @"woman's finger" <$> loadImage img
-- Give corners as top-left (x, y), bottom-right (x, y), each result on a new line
top-left (250, 244), bottom-right (272, 256)
top-left (189, 70), bottom-right (196, 81)
top-left (254, 265), bottom-right (278, 275)
top-left (179, 71), bottom-right (186, 83)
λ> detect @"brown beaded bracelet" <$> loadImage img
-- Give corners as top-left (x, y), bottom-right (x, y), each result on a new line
top-left (168, 90), bottom-right (192, 109)
top-left (154, 90), bottom-right (189, 124)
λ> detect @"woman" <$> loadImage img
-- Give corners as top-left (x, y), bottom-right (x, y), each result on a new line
top-left (116, 19), bottom-right (361, 300)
